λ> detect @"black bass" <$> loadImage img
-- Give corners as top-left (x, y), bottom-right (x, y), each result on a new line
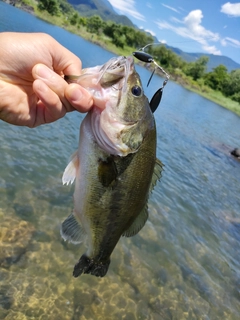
top-left (62, 56), bottom-right (163, 277)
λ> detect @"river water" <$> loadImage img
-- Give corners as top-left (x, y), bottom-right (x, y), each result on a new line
top-left (1, 2), bottom-right (240, 319)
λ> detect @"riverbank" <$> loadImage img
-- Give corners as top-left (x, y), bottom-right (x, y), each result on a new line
top-left (4, 0), bottom-right (240, 116)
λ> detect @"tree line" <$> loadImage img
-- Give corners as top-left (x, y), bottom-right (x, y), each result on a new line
top-left (37, 0), bottom-right (240, 104)
top-left (147, 46), bottom-right (240, 104)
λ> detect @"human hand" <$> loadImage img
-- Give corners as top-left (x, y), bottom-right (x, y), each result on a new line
top-left (0, 32), bottom-right (93, 127)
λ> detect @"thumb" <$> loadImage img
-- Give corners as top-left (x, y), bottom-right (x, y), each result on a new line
top-left (65, 83), bottom-right (93, 113)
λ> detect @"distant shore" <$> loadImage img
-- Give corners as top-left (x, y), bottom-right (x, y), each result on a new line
top-left (4, 0), bottom-right (35, 14)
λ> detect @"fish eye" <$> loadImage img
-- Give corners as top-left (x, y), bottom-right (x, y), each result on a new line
top-left (131, 86), bottom-right (142, 97)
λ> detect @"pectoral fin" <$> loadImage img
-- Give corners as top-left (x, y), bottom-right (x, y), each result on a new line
top-left (98, 156), bottom-right (118, 187)
top-left (60, 213), bottom-right (85, 244)
top-left (122, 205), bottom-right (149, 237)
top-left (62, 151), bottom-right (79, 185)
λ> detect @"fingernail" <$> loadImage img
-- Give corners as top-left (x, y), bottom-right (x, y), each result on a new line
top-left (36, 65), bottom-right (53, 79)
top-left (69, 87), bottom-right (83, 103)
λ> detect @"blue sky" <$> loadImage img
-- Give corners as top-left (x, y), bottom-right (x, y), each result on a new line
top-left (107, 0), bottom-right (240, 64)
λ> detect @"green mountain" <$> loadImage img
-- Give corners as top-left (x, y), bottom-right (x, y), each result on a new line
top-left (166, 45), bottom-right (240, 72)
top-left (67, 0), bottom-right (134, 27)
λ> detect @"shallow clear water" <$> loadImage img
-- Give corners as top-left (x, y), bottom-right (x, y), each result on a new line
top-left (1, 2), bottom-right (240, 319)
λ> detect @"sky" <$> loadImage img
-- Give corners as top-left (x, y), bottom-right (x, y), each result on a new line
top-left (107, 0), bottom-right (240, 64)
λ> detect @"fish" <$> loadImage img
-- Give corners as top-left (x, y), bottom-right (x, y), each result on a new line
top-left (61, 56), bottom-right (163, 278)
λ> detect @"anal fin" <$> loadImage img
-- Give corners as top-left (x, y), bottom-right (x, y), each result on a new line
top-left (150, 158), bottom-right (164, 192)
top-left (60, 213), bottom-right (85, 244)
top-left (122, 205), bottom-right (149, 237)
top-left (122, 158), bottom-right (163, 238)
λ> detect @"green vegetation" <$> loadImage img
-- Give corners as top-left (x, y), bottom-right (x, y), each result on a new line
top-left (147, 46), bottom-right (240, 110)
top-left (16, 0), bottom-right (240, 115)
top-left (38, 0), bottom-right (60, 15)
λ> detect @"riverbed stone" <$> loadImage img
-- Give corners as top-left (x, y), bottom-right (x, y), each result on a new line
top-left (0, 210), bottom-right (35, 268)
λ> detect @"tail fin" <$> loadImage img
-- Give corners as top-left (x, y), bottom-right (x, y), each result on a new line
top-left (73, 254), bottom-right (110, 278)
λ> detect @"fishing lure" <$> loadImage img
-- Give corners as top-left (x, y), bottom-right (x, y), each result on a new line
top-left (132, 43), bottom-right (170, 113)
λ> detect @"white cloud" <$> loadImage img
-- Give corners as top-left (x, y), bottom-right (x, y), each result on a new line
top-left (170, 16), bottom-right (182, 23)
top-left (183, 10), bottom-right (219, 41)
top-left (221, 2), bottom-right (240, 17)
top-left (221, 37), bottom-right (240, 48)
top-left (108, 0), bottom-right (145, 21)
top-left (161, 3), bottom-right (180, 14)
top-left (159, 39), bottom-right (167, 44)
top-left (202, 45), bottom-right (221, 55)
top-left (145, 29), bottom-right (156, 36)
top-left (178, 6), bottom-right (186, 12)
top-left (139, 26), bottom-right (155, 36)
top-left (155, 10), bottom-right (221, 55)
top-left (146, 2), bottom-right (152, 9)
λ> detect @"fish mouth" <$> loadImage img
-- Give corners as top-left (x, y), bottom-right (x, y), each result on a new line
top-left (99, 56), bottom-right (134, 76)
top-left (91, 56), bottom-right (140, 156)
top-left (97, 56), bottom-right (134, 90)
top-left (65, 56), bottom-right (134, 109)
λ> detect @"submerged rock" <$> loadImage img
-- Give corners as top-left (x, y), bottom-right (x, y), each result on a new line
top-left (0, 212), bottom-right (35, 268)
top-left (231, 148), bottom-right (240, 159)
